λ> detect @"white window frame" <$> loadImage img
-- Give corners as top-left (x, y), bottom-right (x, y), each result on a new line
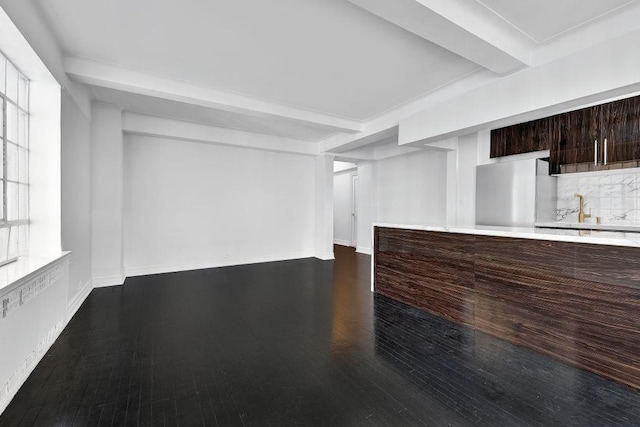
top-left (0, 53), bottom-right (29, 267)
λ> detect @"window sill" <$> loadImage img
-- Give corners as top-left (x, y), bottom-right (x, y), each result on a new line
top-left (0, 252), bottom-right (70, 296)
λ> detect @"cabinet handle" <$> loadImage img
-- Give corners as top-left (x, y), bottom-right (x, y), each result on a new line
top-left (604, 138), bottom-right (607, 165)
top-left (594, 140), bottom-right (598, 165)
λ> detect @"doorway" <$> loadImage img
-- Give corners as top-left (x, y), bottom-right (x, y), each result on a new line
top-left (333, 162), bottom-right (358, 248)
top-left (350, 174), bottom-right (358, 248)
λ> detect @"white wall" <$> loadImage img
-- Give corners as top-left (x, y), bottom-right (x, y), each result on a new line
top-left (123, 134), bottom-right (316, 276)
top-left (375, 150), bottom-right (448, 225)
top-left (333, 171), bottom-right (355, 246)
top-left (354, 150), bottom-right (448, 253)
top-left (61, 92), bottom-right (93, 306)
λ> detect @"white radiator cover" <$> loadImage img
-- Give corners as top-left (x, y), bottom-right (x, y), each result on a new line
top-left (0, 255), bottom-right (71, 415)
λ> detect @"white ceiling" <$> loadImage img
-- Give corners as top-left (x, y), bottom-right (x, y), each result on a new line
top-left (477, 0), bottom-right (636, 43)
top-left (37, 0), bottom-right (479, 120)
top-left (31, 0), bottom-right (640, 148)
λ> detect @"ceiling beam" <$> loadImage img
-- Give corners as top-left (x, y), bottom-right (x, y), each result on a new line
top-left (372, 143), bottom-right (422, 161)
top-left (321, 126), bottom-right (399, 153)
top-left (348, 0), bottom-right (534, 75)
top-left (398, 29), bottom-right (640, 145)
top-left (332, 149), bottom-right (375, 163)
top-left (123, 113), bottom-right (318, 156)
top-left (319, 68), bottom-right (496, 154)
top-left (65, 56), bottom-right (364, 134)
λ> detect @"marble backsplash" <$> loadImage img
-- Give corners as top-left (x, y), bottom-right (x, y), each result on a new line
top-left (556, 170), bottom-right (640, 225)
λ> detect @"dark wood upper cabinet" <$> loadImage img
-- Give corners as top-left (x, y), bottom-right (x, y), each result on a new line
top-left (602, 96), bottom-right (640, 164)
top-left (565, 106), bottom-right (601, 165)
top-left (490, 117), bottom-right (551, 158)
top-left (549, 105), bottom-right (601, 173)
top-left (493, 94), bottom-right (640, 174)
top-left (509, 117), bottom-right (551, 156)
top-left (490, 127), bottom-right (507, 158)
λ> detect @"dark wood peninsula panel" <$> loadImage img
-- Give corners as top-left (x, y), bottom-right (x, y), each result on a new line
top-left (375, 228), bottom-right (475, 325)
top-left (374, 226), bottom-right (640, 390)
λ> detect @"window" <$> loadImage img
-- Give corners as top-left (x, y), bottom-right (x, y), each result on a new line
top-left (0, 52), bottom-right (29, 267)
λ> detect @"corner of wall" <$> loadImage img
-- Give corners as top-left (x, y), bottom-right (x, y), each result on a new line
top-left (66, 278), bottom-right (93, 320)
top-left (356, 246), bottom-right (372, 255)
top-left (314, 252), bottom-right (335, 261)
top-left (92, 274), bottom-right (125, 288)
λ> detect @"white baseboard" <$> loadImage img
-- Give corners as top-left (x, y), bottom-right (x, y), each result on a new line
top-left (314, 252), bottom-right (335, 261)
top-left (356, 246), bottom-right (372, 255)
top-left (333, 239), bottom-right (351, 246)
top-left (66, 279), bottom-right (93, 320)
top-left (93, 274), bottom-right (125, 288)
top-left (126, 251), bottom-right (315, 278)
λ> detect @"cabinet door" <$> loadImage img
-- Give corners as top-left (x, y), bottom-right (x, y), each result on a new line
top-left (549, 113), bottom-right (565, 174)
top-left (490, 118), bottom-right (551, 158)
top-left (531, 117), bottom-right (552, 152)
top-left (550, 105), bottom-right (601, 170)
top-left (602, 95), bottom-right (640, 164)
top-left (490, 128), bottom-right (507, 158)
top-left (504, 118), bottom-right (551, 156)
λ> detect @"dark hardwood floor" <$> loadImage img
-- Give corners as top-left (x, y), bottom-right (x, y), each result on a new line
top-left (2, 245), bottom-right (640, 426)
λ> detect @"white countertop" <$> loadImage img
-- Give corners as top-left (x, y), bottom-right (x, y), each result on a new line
top-left (374, 223), bottom-right (640, 248)
top-left (535, 221), bottom-right (640, 233)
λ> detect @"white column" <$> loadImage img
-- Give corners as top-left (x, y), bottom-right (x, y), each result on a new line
top-left (91, 102), bottom-right (125, 286)
top-left (314, 154), bottom-right (335, 260)
top-left (446, 148), bottom-right (458, 227)
top-left (456, 133), bottom-right (480, 226)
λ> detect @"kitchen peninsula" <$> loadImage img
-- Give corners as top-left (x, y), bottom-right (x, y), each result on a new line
top-left (373, 223), bottom-right (640, 390)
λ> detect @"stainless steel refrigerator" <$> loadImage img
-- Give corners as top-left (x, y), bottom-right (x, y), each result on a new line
top-left (475, 158), bottom-right (555, 227)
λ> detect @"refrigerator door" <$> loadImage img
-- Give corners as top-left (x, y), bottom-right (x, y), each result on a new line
top-left (476, 159), bottom-right (537, 227)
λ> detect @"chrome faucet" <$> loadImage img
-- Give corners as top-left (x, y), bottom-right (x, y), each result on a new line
top-left (574, 193), bottom-right (591, 223)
